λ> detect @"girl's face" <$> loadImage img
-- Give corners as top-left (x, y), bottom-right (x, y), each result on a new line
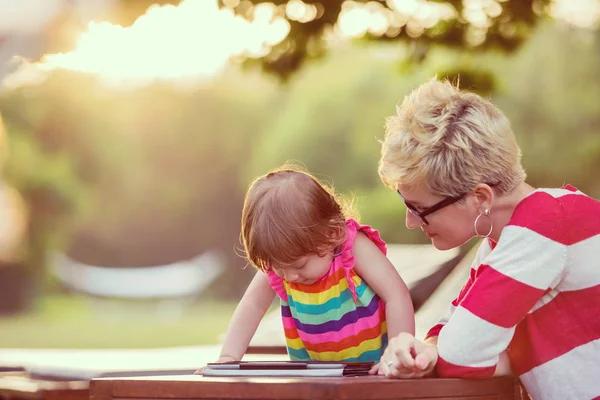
top-left (397, 183), bottom-right (479, 250)
top-left (271, 253), bottom-right (333, 285)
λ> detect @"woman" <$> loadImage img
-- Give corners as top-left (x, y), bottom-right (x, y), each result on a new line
top-left (375, 79), bottom-right (600, 400)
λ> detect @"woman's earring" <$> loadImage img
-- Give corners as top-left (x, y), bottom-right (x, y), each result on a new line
top-left (474, 208), bottom-right (493, 238)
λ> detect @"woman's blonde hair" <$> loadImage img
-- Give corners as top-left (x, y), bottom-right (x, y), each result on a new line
top-left (241, 165), bottom-right (355, 272)
top-left (379, 78), bottom-right (526, 197)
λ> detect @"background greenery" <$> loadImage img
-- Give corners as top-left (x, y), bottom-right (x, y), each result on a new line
top-left (0, 12), bottom-right (598, 347)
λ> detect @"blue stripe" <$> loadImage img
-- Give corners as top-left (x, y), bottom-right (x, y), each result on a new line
top-left (287, 346), bottom-right (311, 361)
top-left (287, 284), bottom-right (375, 315)
top-left (286, 295), bottom-right (380, 334)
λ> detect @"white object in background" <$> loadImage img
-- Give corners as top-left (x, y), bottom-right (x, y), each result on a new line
top-left (50, 251), bottom-right (224, 299)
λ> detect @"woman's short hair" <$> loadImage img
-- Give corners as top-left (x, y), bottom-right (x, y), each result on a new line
top-left (378, 78), bottom-right (526, 197)
top-left (241, 165), bottom-right (354, 272)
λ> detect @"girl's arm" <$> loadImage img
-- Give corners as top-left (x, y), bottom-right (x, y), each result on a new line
top-left (217, 271), bottom-right (276, 361)
top-left (353, 233), bottom-right (415, 338)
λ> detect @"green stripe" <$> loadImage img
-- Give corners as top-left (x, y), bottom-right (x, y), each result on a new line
top-left (289, 283), bottom-right (369, 314)
top-left (288, 283), bottom-right (377, 325)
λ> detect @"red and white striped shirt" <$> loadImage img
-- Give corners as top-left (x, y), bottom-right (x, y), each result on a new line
top-left (425, 185), bottom-right (600, 400)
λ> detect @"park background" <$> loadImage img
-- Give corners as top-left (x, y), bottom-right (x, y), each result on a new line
top-left (0, 0), bottom-right (598, 350)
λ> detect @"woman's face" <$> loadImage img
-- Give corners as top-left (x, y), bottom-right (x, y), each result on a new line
top-left (397, 184), bottom-right (478, 250)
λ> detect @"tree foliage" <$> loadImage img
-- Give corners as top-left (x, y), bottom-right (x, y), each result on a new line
top-left (1, 21), bottom-right (598, 300)
top-left (220, 0), bottom-right (550, 79)
top-left (113, 0), bottom-right (551, 80)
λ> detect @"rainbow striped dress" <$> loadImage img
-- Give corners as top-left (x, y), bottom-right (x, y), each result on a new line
top-left (266, 219), bottom-right (388, 362)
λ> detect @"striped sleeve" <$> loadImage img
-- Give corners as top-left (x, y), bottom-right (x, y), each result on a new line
top-left (436, 193), bottom-right (567, 378)
top-left (424, 239), bottom-right (493, 340)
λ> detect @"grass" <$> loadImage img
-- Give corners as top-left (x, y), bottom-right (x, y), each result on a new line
top-left (0, 294), bottom-right (239, 349)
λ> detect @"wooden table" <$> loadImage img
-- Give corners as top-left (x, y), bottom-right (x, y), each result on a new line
top-left (0, 372), bottom-right (88, 400)
top-left (90, 375), bottom-right (524, 400)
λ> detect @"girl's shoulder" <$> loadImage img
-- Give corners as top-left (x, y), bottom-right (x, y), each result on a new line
top-left (339, 219), bottom-right (387, 261)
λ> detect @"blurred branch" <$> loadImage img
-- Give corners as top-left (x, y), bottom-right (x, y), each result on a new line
top-left (219, 0), bottom-right (551, 79)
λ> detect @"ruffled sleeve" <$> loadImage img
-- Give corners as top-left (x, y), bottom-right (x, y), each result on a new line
top-left (266, 219), bottom-right (387, 303)
top-left (337, 219), bottom-right (387, 301)
top-left (267, 270), bottom-right (288, 302)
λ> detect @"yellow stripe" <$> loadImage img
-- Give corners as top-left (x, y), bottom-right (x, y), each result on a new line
top-left (285, 276), bottom-right (351, 305)
top-left (306, 334), bottom-right (384, 361)
top-left (285, 336), bottom-right (305, 351)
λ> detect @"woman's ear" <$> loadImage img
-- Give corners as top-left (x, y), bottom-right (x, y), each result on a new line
top-left (471, 183), bottom-right (494, 211)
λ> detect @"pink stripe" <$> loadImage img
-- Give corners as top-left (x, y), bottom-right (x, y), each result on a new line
top-left (425, 323), bottom-right (443, 340)
top-left (282, 316), bottom-right (295, 329)
top-left (451, 268), bottom-right (476, 308)
top-left (427, 270), bottom-right (476, 340)
top-left (510, 192), bottom-right (600, 245)
top-left (510, 284), bottom-right (600, 376)
top-left (461, 265), bottom-right (546, 328)
top-left (510, 192), bottom-right (565, 242)
top-left (557, 193), bottom-right (600, 244)
top-left (296, 308), bottom-right (384, 344)
top-left (437, 356), bottom-right (495, 378)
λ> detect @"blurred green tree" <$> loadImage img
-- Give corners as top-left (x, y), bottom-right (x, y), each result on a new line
top-left (0, 69), bottom-right (282, 299)
top-left (1, 19), bottom-right (598, 304)
top-left (110, 0), bottom-right (550, 82)
top-left (489, 23), bottom-right (600, 197)
top-left (220, 0), bottom-right (550, 80)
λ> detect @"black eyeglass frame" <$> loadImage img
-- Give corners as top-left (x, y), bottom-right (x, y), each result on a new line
top-left (396, 190), bottom-right (467, 225)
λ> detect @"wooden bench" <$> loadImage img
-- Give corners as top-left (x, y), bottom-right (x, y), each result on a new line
top-left (90, 375), bottom-right (525, 400)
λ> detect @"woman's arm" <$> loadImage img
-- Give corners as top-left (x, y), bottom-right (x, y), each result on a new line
top-left (374, 238), bottom-right (510, 379)
top-left (436, 205), bottom-right (567, 378)
top-left (216, 271), bottom-right (276, 361)
top-left (353, 232), bottom-right (415, 338)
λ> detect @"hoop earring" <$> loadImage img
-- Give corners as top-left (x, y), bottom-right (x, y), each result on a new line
top-left (474, 208), bottom-right (493, 238)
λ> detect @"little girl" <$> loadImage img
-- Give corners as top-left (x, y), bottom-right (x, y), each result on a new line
top-left (210, 166), bottom-right (414, 364)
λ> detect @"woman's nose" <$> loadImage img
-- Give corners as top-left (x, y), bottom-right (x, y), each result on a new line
top-left (405, 210), bottom-right (423, 229)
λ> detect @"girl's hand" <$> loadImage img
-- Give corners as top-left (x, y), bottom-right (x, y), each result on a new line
top-left (378, 332), bottom-right (438, 379)
top-left (194, 355), bottom-right (238, 375)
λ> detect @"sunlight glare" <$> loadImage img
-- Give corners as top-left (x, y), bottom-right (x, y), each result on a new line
top-left (3, 0), bottom-right (290, 89)
top-left (337, 2), bottom-right (372, 37)
top-left (550, 0), bottom-right (600, 29)
top-left (338, 0), bottom-right (455, 38)
top-left (4, 0), bottom-right (596, 91)
top-left (286, 0), bottom-right (318, 23)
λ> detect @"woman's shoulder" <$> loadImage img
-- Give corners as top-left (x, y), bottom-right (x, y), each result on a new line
top-left (507, 184), bottom-right (599, 240)
top-left (514, 185), bottom-right (597, 216)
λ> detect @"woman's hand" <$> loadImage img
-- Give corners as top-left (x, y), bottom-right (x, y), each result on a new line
top-left (194, 355), bottom-right (238, 375)
top-left (373, 332), bottom-right (439, 378)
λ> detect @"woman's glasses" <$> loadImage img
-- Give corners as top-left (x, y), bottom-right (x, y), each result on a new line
top-left (396, 190), bottom-right (467, 225)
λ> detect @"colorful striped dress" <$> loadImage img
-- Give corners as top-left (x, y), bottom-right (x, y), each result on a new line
top-left (266, 219), bottom-right (388, 362)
